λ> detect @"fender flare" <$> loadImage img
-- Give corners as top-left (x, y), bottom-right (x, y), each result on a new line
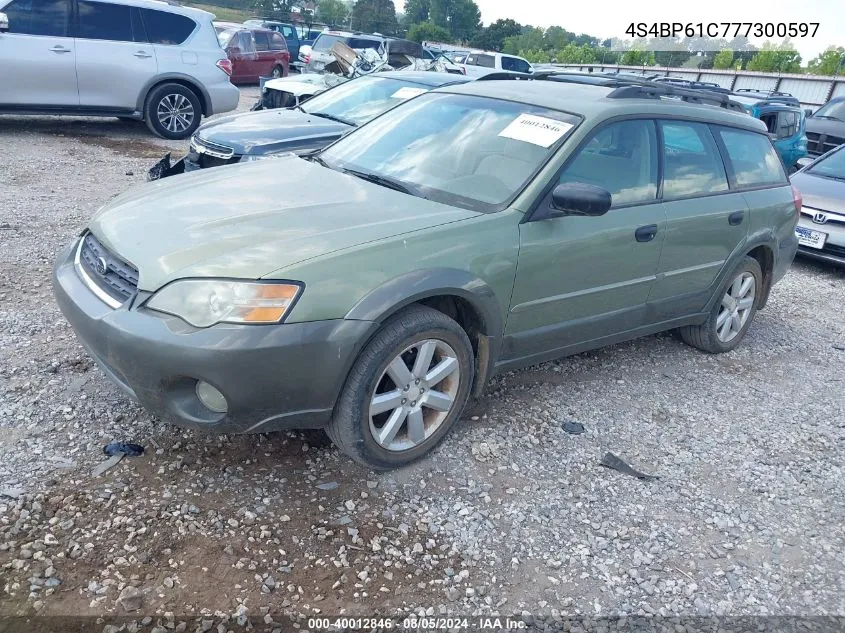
top-left (705, 230), bottom-right (779, 313)
top-left (344, 268), bottom-right (505, 395)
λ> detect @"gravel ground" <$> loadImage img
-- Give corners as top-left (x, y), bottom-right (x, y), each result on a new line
top-left (1, 86), bottom-right (845, 630)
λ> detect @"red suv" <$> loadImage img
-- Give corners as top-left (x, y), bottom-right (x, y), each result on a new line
top-left (215, 23), bottom-right (290, 84)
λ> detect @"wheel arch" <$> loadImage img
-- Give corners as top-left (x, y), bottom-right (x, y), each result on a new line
top-left (138, 75), bottom-right (211, 118)
top-left (706, 232), bottom-right (778, 314)
top-left (344, 268), bottom-right (504, 398)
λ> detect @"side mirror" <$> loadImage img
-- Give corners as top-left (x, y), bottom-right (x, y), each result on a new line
top-left (550, 182), bottom-right (612, 217)
top-left (804, 108), bottom-right (813, 117)
top-left (0, 12), bottom-right (8, 33)
top-left (796, 156), bottom-right (814, 169)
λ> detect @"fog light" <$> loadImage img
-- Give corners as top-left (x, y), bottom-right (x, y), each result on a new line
top-left (196, 381), bottom-right (227, 413)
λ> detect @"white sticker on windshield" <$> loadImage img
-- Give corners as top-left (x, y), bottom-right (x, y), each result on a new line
top-left (391, 87), bottom-right (428, 99)
top-left (498, 114), bottom-right (572, 147)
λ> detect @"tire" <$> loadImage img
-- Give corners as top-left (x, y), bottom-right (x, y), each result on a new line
top-left (327, 305), bottom-right (474, 470)
top-left (144, 83), bottom-right (202, 140)
top-left (679, 256), bottom-right (763, 354)
top-left (271, 65), bottom-right (285, 79)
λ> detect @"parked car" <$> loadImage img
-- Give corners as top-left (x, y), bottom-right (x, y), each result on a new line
top-left (790, 145), bottom-right (845, 266)
top-left (0, 0), bottom-right (239, 139)
top-left (459, 51), bottom-right (533, 77)
top-left (805, 96), bottom-right (845, 158)
top-left (728, 92), bottom-right (808, 170)
top-left (303, 30), bottom-right (385, 73)
top-left (54, 80), bottom-right (798, 469)
top-left (242, 18), bottom-right (309, 63)
top-left (149, 71), bottom-right (470, 179)
top-left (215, 22), bottom-right (289, 83)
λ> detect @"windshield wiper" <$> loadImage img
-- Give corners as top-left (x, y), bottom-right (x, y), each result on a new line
top-left (343, 168), bottom-right (424, 198)
top-left (308, 111), bottom-right (356, 127)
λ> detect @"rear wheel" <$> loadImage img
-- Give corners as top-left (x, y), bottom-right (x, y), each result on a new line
top-left (679, 256), bottom-right (762, 353)
top-left (327, 305), bottom-right (474, 470)
top-left (271, 65), bottom-right (285, 79)
top-left (144, 83), bottom-right (202, 140)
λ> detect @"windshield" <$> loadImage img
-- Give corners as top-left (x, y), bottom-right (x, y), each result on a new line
top-left (807, 146), bottom-right (845, 180)
top-left (319, 93), bottom-right (581, 212)
top-left (302, 76), bottom-right (432, 126)
top-left (313, 34), bottom-right (382, 52)
top-left (813, 100), bottom-right (845, 122)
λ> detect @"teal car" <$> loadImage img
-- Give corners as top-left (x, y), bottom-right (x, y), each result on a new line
top-left (731, 92), bottom-right (808, 171)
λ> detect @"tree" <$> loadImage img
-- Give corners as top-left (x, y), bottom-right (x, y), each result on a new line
top-left (350, 0), bottom-right (398, 35)
top-left (620, 48), bottom-right (655, 66)
top-left (746, 42), bottom-right (801, 73)
top-left (808, 46), bottom-right (845, 75)
top-left (712, 49), bottom-right (734, 70)
top-left (402, 0), bottom-right (429, 27)
top-left (253, 0), bottom-right (297, 21)
top-left (317, 0), bottom-right (349, 27)
top-left (407, 21), bottom-right (451, 43)
top-left (471, 18), bottom-right (521, 51)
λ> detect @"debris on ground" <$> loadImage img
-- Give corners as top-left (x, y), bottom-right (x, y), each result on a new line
top-left (562, 420), bottom-right (586, 435)
top-left (103, 441), bottom-right (144, 457)
top-left (600, 451), bottom-right (660, 481)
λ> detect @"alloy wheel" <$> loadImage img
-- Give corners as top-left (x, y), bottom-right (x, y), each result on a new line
top-left (716, 272), bottom-right (756, 343)
top-left (368, 339), bottom-right (461, 452)
top-left (156, 93), bottom-right (195, 134)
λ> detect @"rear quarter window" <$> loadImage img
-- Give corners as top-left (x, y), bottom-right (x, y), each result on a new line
top-left (269, 32), bottom-right (287, 51)
top-left (715, 127), bottom-right (788, 188)
top-left (466, 54), bottom-right (495, 68)
top-left (138, 8), bottom-right (196, 45)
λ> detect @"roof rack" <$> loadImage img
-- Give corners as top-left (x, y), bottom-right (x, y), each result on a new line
top-left (606, 84), bottom-right (746, 112)
top-left (735, 88), bottom-right (794, 97)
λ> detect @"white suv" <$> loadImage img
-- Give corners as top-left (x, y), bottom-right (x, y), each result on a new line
top-left (0, 0), bottom-right (240, 139)
top-left (459, 51), bottom-right (533, 77)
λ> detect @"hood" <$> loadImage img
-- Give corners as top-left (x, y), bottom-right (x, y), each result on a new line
top-left (805, 117), bottom-right (845, 139)
top-left (195, 108), bottom-right (351, 156)
top-left (89, 156), bottom-right (478, 291)
top-left (791, 171), bottom-right (845, 215)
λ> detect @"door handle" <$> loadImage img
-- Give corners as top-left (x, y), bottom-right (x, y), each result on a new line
top-left (635, 224), bottom-right (659, 242)
top-left (728, 210), bottom-right (745, 226)
top-left (133, 51), bottom-right (152, 58)
top-left (50, 45), bottom-right (72, 53)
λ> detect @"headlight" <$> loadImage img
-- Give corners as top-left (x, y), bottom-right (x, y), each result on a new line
top-left (239, 152), bottom-right (290, 162)
top-left (146, 280), bottom-right (302, 328)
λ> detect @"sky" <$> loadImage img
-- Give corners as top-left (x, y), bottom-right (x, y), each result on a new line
top-left (393, 0), bottom-right (845, 63)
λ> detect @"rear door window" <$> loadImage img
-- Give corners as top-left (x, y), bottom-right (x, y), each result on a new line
top-left (659, 121), bottom-right (729, 199)
top-left (715, 127), bottom-right (788, 188)
top-left (502, 56), bottom-right (530, 73)
top-left (138, 8), bottom-right (196, 45)
top-left (253, 31), bottom-right (270, 51)
top-left (76, 0), bottom-right (135, 42)
top-left (777, 111), bottom-right (798, 138)
top-left (3, 0), bottom-right (71, 37)
top-left (558, 119), bottom-right (658, 207)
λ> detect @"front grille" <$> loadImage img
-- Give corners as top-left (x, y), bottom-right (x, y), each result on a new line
top-left (806, 131), bottom-right (845, 157)
top-left (76, 232), bottom-right (138, 305)
top-left (190, 135), bottom-right (239, 169)
top-left (199, 153), bottom-right (240, 169)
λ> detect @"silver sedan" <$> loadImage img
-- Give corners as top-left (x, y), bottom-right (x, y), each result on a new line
top-left (791, 145), bottom-right (845, 266)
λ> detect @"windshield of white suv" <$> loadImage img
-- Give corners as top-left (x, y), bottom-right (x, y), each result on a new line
top-left (301, 76), bottom-right (434, 127)
top-left (318, 93), bottom-right (581, 212)
top-left (807, 146), bottom-right (845, 180)
top-left (813, 100), bottom-right (845, 122)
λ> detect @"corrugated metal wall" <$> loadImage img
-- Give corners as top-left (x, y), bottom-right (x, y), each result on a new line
top-left (560, 64), bottom-right (844, 108)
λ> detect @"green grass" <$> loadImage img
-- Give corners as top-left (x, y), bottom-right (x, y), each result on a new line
top-left (184, 2), bottom-right (253, 23)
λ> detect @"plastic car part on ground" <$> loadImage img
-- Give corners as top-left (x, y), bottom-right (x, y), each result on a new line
top-left (600, 452), bottom-right (660, 481)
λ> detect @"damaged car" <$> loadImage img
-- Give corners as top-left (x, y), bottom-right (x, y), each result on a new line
top-left (149, 71), bottom-right (470, 179)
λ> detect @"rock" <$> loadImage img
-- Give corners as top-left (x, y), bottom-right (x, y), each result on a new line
top-left (163, 576), bottom-right (174, 589)
top-left (345, 500), bottom-right (356, 511)
top-left (117, 586), bottom-right (143, 612)
top-left (316, 482), bottom-right (339, 491)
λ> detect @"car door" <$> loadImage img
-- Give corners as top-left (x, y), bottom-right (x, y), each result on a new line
top-left (0, 0), bottom-right (77, 106)
top-left (231, 30), bottom-right (258, 82)
top-left (505, 118), bottom-right (666, 361)
top-left (74, 0), bottom-right (158, 110)
top-left (279, 23), bottom-right (297, 60)
top-left (252, 30), bottom-right (276, 76)
top-left (648, 120), bottom-right (748, 317)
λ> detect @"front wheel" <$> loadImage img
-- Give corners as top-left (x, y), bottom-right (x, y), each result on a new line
top-left (144, 83), bottom-right (202, 140)
top-left (327, 305), bottom-right (474, 470)
top-left (679, 256), bottom-right (762, 353)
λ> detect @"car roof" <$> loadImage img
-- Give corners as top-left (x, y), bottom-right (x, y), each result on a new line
top-left (93, 0), bottom-right (212, 17)
top-left (435, 80), bottom-right (766, 131)
top-left (373, 71), bottom-right (471, 87)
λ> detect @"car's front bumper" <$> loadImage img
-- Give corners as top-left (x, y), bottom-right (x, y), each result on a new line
top-left (52, 242), bottom-right (377, 433)
top-left (796, 212), bottom-right (845, 267)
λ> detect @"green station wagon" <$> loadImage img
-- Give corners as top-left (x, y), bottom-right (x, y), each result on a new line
top-left (53, 80), bottom-right (800, 469)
